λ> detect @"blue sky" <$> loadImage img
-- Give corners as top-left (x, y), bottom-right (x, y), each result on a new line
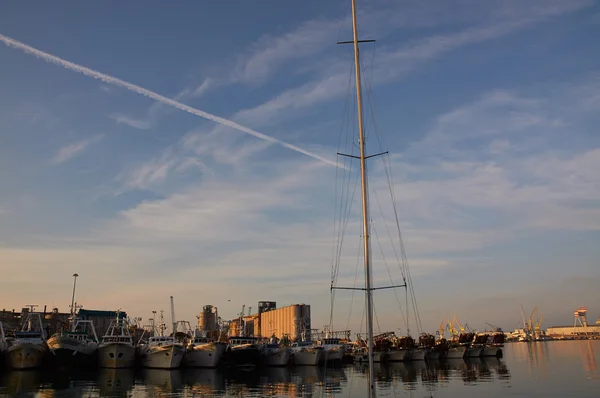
top-left (1, 0), bottom-right (599, 335)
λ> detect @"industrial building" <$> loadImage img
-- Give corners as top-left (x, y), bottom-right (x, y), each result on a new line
top-left (547, 325), bottom-right (600, 337)
top-left (226, 301), bottom-right (311, 341)
top-left (77, 309), bottom-right (128, 337)
top-left (547, 308), bottom-right (600, 337)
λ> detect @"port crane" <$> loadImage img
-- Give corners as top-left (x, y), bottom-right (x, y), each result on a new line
top-left (486, 322), bottom-right (502, 332)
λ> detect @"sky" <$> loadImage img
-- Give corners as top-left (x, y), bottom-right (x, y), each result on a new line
top-left (1, 0), bottom-right (599, 336)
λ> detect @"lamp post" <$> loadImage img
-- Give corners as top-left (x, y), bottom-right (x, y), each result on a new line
top-left (70, 273), bottom-right (79, 317)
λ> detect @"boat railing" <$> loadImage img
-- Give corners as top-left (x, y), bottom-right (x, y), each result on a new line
top-left (102, 336), bottom-right (133, 344)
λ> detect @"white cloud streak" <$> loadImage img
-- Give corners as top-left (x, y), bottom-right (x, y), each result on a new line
top-left (0, 33), bottom-right (338, 167)
top-left (52, 134), bottom-right (103, 164)
top-left (109, 113), bottom-right (151, 130)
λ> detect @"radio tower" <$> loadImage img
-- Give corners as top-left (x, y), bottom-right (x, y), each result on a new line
top-left (573, 307), bottom-right (588, 336)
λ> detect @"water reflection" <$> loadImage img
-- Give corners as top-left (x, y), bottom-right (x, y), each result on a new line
top-left (2, 342), bottom-right (600, 397)
top-left (579, 340), bottom-right (597, 377)
top-left (351, 356), bottom-right (511, 393)
top-left (184, 368), bottom-right (226, 395)
top-left (1, 370), bottom-right (41, 396)
top-left (97, 368), bottom-right (134, 397)
top-left (141, 368), bottom-right (184, 395)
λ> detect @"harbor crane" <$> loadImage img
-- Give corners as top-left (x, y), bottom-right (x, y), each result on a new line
top-left (485, 322), bottom-right (502, 332)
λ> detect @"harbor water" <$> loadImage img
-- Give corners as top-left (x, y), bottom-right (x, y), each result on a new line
top-left (1, 340), bottom-right (598, 397)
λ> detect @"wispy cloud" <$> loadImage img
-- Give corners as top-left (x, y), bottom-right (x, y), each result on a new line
top-left (109, 113), bottom-right (151, 130)
top-left (0, 33), bottom-right (337, 167)
top-left (205, 0), bottom-right (594, 134)
top-left (52, 134), bottom-right (103, 164)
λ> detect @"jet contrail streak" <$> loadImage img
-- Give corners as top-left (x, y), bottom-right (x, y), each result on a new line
top-left (0, 33), bottom-right (338, 167)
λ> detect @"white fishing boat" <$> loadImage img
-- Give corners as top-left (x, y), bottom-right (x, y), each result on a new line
top-left (481, 330), bottom-right (504, 357)
top-left (445, 317), bottom-right (466, 359)
top-left (138, 311), bottom-right (185, 369)
top-left (97, 313), bottom-right (135, 368)
top-left (183, 332), bottom-right (227, 368)
top-left (317, 336), bottom-right (345, 364)
top-left (465, 333), bottom-right (487, 358)
top-left (387, 335), bottom-right (415, 362)
top-left (446, 345), bottom-right (467, 359)
top-left (290, 333), bottom-right (323, 366)
top-left (261, 336), bottom-right (291, 366)
top-left (6, 311), bottom-right (47, 369)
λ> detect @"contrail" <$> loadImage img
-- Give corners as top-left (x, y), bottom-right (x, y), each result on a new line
top-left (0, 33), bottom-right (338, 167)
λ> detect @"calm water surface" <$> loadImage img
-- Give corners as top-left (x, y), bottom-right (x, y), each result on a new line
top-left (1, 340), bottom-right (598, 397)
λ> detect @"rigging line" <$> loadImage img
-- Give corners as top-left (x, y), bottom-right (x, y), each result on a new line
top-left (332, 59), bottom-right (357, 292)
top-left (358, 46), bottom-right (374, 145)
top-left (362, 42), bottom-right (378, 146)
top-left (371, 159), bottom-right (405, 277)
top-left (370, 216), bottom-right (406, 326)
top-left (332, 70), bottom-right (352, 280)
top-left (331, 110), bottom-right (358, 329)
top-left (372, 296), bottom-right (381, 335)
top-left (361, 41), bottom-right (387, 157)
top-left (358, 298), bottom-right (366, 339)
top-left (346, 233), bottom-right (364, 332)
top-left (333, 168), bottom-right (360, 290)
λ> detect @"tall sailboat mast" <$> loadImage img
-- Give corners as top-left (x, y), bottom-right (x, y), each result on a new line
top-left (351, 0), bottom-right (376, 396)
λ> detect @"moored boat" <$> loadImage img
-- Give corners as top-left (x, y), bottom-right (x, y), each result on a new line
top-left (481, 330), bottom-right (504, 357)
top-left (446, 344), bottom-right (467, 359)
top-left (318, 337), bottom-right (345, 365)
top-left (6, 312), bottom-right (47, 369)
top-left (183, 332), bottom-right (227, 368)
top-left (46, 317), bottom-right (99, 368)
top-left (418, 333), bottom-right (436, 361)
top-left (387, 335), bottom-right (414, 362)
top-left (138, 311), bottom-right (185, 369)
top-left (290, 340), bottom-right (323, 366)
top-left (261, 343), bottom-right (292, 366)
top-left (464, 333), bottom-right (486, 358)
top-left (224, 336), bottom-right (262, 368)
top-left (97, 313), bottom-right (135, 368)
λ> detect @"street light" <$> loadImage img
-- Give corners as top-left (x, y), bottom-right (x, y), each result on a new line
top-left (70, 273), bottom-right (79, 317)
